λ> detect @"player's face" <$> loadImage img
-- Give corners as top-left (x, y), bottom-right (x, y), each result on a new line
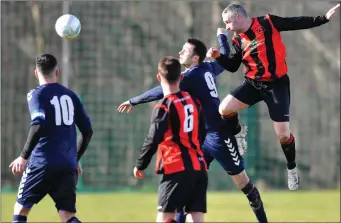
top-left (179, 43), bottom-right (197, 67)
top-left (222, 12), bottom-right (241, 33)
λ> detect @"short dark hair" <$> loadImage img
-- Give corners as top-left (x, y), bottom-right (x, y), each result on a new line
top-left (36, 53), bottom-right (57, 76)
top-left (186, 38), bottom-right (207, 63)
top-left (222, 3), bottom-right (248, 18)
top-left (158, 56), bottom-right (181, 83)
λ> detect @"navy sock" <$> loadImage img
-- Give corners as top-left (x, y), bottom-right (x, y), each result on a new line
top-left (241, 181), bottom-right (268, 223)
top-left (222, 112), bottom-right (241, 135)
top-left (66, 216), bottom-right (82, 223)
top-left (175, 211), bottom-right (186, 223)
top-left (13, 215), bottom-right (27, 223)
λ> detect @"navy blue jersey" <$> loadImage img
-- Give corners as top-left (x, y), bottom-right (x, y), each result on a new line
top-left (26, 83), bottom-right (91, 170)
top-left (130, 61), bottom-right (225, 131)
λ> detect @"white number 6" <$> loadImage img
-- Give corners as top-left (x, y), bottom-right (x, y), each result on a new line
top-left (184, 104), bottom-right (194, 133)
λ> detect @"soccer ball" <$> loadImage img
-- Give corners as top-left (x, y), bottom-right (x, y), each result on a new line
top-left (55, 14), bottom-right (81, 39)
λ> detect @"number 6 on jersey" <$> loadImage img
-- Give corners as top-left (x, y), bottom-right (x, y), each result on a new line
top-left (184, 104), bottom-right (194, 132)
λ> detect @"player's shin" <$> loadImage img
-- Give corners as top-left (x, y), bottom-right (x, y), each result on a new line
top-left (175, 211), bottom-right (186, 223)
top-left (221, 112), bottom-right (241, 135)
top-left (280, 133), bottom-right (296, 170)
top-left (12, 215), bottom-right (27, 223)
top-left (241, 181), bottom-right (268, 223)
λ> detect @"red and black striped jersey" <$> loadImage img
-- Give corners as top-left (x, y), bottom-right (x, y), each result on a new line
top-left (135, 91), bottom-right (207, 175)
top-left (217, 14), bottom-right (329, 81)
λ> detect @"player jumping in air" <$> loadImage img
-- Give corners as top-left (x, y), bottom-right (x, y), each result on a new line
top-left (9, 54), bottom-right (93, 223)
top-left (207, 3), bottom-right (340, 191)
top-left (118, 39), bottom-right (268, 223)
top-left (133, 56), bottom-right (208, 223)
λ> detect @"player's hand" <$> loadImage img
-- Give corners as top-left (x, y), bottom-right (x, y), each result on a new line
top-left (9, 156), bottom-right (28, 175)
top-left (117, 100), bottom-right (134, 113)
top-left (206, 47), bottom-right (221, 59)
top-left (77, 162), bottom-right (83, 176)
top-left (217, 28), bottom-right (228, 37)
top-left (325, 3), bottom-right (340, 20)
top-left (133, 167), bottom-right (144, 179)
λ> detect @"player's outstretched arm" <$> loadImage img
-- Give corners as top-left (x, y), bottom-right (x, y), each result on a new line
top-left (117, 86), bottom-right (164, 113)
top-left (269, 3), bottom-right (340, 32)
top-left (134, 105), bottom-right (168, 174)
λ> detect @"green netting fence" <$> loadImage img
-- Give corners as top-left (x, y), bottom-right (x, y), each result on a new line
top-left (1, 0), bottom-right (339, 192)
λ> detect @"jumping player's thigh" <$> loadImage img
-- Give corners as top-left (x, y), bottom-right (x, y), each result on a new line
top-left (185, 171), bottom-right (208, 214)
top-left (49, 171), bottom-right (78, 213)
top-left (263, 75), bottom-right (291, 122)
top-left (220, 80), bottom-right (262, 115)
top-left (157, 172), bottom-right (191, 213)
top-left (16, 166), bottom-right (50, 209)
top-left (203, 132), bottom-right (245, 175)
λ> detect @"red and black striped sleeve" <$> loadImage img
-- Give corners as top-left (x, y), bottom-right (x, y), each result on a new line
top-left (269, 14), bottom-right (329, 32)
top-left (216, 35), bottom-right (243, 73)
top-left (135, 103), bottom-right (169, 170)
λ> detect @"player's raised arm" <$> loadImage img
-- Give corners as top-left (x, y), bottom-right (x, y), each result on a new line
top-left (269, 3), bottom-right (340, 32)
top-left (135, 104), bottom-right (169, 171)
top-left (74, 95), bottom-right (93, 161)
top-left (207, 34), bottom-right (243, 73)
top-left (117, 85), bottom-right (164, 113)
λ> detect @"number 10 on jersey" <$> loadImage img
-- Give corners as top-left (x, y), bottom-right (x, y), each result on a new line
top-left (50, 95), bottom-right (74, 126)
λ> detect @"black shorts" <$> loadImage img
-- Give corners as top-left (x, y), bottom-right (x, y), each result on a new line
top-left (231, 75), bottom-right (291, 122)
top-left (158, 171), bottom-right (208, 213)
top-left (16, 165), bottom-right (78, 213)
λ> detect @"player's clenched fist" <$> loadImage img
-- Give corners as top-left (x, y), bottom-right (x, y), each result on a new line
top-left (117, 100), bottom-right (134, 113)
top-left (206, 47), bottom-right (220, 59)
top-left (217, 28), bottom-right (228, 37)
top-left (133, 167), bottom-right (144, 179)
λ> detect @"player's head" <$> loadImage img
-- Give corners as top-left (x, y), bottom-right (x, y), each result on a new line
top-left (179, 38), bottom-right (207, 68)
top-left (35, 53), bottom-right (59, 82)
top-left (222, 3), bottom-right (249, 33)
top-left (157, 56), bottom-right (183, 85)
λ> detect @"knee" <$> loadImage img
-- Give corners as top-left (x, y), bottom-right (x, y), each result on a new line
top-left (231, 170), bottom-right (249, 189)
top-left (276, 132), bottom-right (290, 143)
top-left (14, 202), bottom-right (30, 216)
top-left (219, 103), bottom-right (233, 116)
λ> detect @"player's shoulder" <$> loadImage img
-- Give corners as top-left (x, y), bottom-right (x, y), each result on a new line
top-left (26, 85), bottom-right (44, 102)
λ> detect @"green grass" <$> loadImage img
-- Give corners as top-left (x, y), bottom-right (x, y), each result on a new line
top-left (2, 190), bottom-right (340, 222)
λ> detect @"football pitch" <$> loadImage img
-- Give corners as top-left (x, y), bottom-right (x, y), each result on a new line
top-left (2, 190), bottom-right (340, 222)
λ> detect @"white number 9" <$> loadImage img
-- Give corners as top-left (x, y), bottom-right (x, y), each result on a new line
top-left (204, 72), bottom-right (218, 98)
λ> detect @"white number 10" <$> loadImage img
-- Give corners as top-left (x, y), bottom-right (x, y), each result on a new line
top-left (184, 104), bottom-right (194, 133)
top-left (50, 95), bottom-right (74, 126)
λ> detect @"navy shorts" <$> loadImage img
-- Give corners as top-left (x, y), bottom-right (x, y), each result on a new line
top-left (231, 75), bottom-right (291, 122)
top-left (16, 165), bottom-right (78, 213)
top-left (203, 130), bottom-right (244, 175)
